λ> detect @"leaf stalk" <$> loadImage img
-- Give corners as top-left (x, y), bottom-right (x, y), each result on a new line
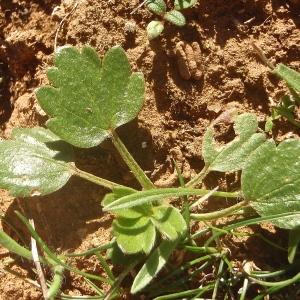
top-left (190, 200), bottom-right (249, 221)
top-left (110, 130), bottom-right (154, 190)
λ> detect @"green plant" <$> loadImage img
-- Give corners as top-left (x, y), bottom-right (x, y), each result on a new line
top-left (145, 0), bottom-right (196, 39)
top-left (253, 44), bottom-right (300, 129)
top-left (1, 45), bottom-right (300, 299)
top-left (270, 64), bottom-right (300, 128)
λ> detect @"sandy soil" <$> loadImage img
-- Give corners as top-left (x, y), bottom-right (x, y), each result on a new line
top-left (0, 0), bottom-right (299, 298)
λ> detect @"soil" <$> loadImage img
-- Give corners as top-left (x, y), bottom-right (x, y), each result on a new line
top-left (0, 0), bottom-right (300, 299)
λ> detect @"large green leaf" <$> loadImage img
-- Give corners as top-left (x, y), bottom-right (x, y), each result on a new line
top-left (36, 46), bottom-right (145, 148)
top-left (131, 240), bottom-right (178, 294)
top-left (151, 206), bottom-right (187, 240)
top-left (0, 127), bottom-right (74, 197)
top-left (113, 216), bottom-right (156, 254)
top-left (242, 139), bottom-right (300, 229)
top-left (202, 113), bottom-right (266, 172)
top-left (274, 64), bottom-right (300, 93)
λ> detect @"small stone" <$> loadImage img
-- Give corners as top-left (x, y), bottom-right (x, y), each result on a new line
top-left (124, 20), bottom-right (137, 35)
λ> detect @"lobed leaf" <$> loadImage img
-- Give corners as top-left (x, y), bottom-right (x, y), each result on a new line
top-left (131, 240), bottom-right (178, 294)
top-left (107, 242), bottom-right (143, 266)
top-left (113, 216), bottom-right (156, 254)
top-left (174, 0), bottom-right (198, 10)
top-left (151, 206), bottom-right (187, 240)
top-left (0, 127), bottom-right (74, 197)
top-left (242, 139), bottom-right (300, 229)
top-left (202, 113), bottom-right (266, 172)
top-left (36, 46), bottom-right (145, 148)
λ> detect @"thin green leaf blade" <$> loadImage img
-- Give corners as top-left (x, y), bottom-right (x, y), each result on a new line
top-left (36, 46), bottom-right (145, 148)
top-left (151, 206), bottom-right (187, 240)
top-left (0, 230), bottom-right (32, 260)
top-left (0, 127), bottom-right (74, 196)
top-left (242, 139), bottom-right (300, 229)
top-left (274, 63), bottom-right (300, 93)
top-left (203, 113), bottom-right (266, 172)
top-left (131, 240), bottom-right (178, 294)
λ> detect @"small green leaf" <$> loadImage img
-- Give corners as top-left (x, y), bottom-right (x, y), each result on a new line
top-left (242, 139), bottom-right (300, 229)
top-left (151, 206), bottom-right (187, 240)
top-left (163, 10), bottom-right (186, 27)
top-left (146, 0), bottom-right (166, 15)
top-left (264, 117), bottom-right (274, 132)
top-left (274, 64), bottom-right (300, 93)
top-left (0, 230), bottom-right (33, 261)
top-left (107, 242), bottom-right (143, 266)
top-left (174, 0), bottom-right (198, 10)
top-left (113, 216), bottom-right (156, 254)
top-left (102, 187), bottom-right (150, 219)
top-left (203, 113), bottom-right (266, 172)
top-left (131, 240), bottom-right (178, 294)
top-left (147, 21), bottom-right (164, 40)
top-left (272, 95), bottom-right (300, 128)
top-left (0, 127), bottom-right (74, 196)
top-left (36, 46), bottom-right (145, 148)
top-left (288, 228), bottom-right (300, 264)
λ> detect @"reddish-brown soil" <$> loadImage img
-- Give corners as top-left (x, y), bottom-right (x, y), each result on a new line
top-left (0, 0), bottom-right (300, 299)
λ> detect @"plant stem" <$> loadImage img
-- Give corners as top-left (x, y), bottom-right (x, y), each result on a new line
top-left (248, 271), bottom-right (300, 287)
top-left (73, 167), bottom-right (129, 190)
top-left (186, 165), bottom-right (210, 187)
top-left (190, 200), bottom-right (249, 221)
top-left (104, 187), bottom-right (240, 211)
top-left (212, 259), bottom-right (224, 300)
top-left (110, 130), bottom-right (154, 190)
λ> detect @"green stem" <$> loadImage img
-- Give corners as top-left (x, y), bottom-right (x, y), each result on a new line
top-left (65, 241), bottom-right (115, 257)
top-left (248, 271), bottom-right (300, 287)
top-left (15, 211), bottom-right (112, 284)
top-left (47, 265), bottom-right (64, 300)
top-left (190, 200), bottom-right (249, 221)
top-left (103, 260), bottom-right (140, 300)
top-left (73, 167), bottom-right (129, 190)
top-left (110, 130), bottom-right (154, 190)
top-left (186, 165), bottom-right (210, 187)
top-left (212, 259), bottom-right (224, 300)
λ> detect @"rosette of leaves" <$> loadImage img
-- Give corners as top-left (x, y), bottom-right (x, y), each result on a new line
top-left (102, 187), bottom-right (187, 255)
top-left (145, 0), bottom-right (186, 40)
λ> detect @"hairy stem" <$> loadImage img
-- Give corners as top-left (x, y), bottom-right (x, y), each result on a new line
top-left (190, 200), bottom-right (249, 221)
top-left (110, 130), bottom-right (154, 190)
top-left (186, 165), bottom-right (210, 188)
top-left (73, 167), bottom-right (128, 190)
